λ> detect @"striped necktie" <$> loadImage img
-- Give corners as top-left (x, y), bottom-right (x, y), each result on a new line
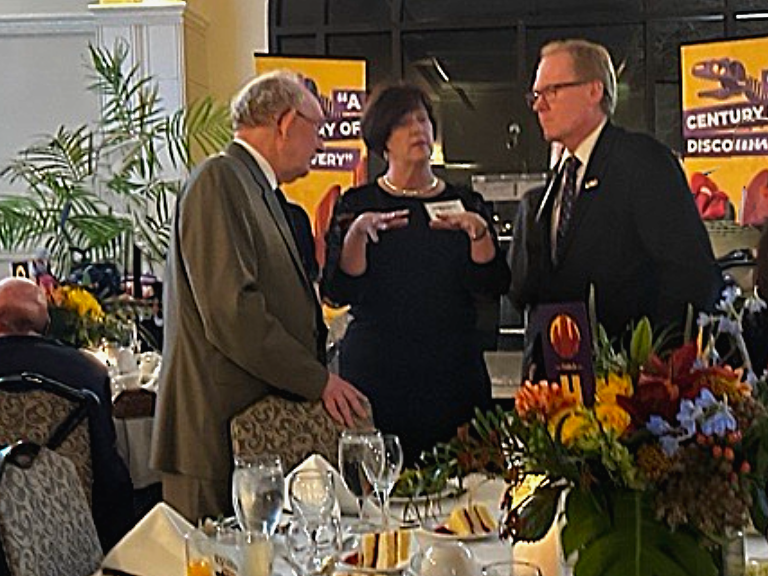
top-left (555, 156), bottom-right (581, 263)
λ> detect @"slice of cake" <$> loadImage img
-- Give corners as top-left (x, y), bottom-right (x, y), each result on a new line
top-left (445, 503), bottom-right (498, 536)
top-left (360, 529), bottom-right (412, 568)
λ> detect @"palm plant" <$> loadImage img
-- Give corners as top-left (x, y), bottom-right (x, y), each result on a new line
top-left (0, 40), bottom-right (232, 276)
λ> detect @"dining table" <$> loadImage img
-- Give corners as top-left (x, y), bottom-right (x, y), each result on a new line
top-left (91, 471), bottom-right (572, 576)
top-left (90, 462), bottom-right (768, 576)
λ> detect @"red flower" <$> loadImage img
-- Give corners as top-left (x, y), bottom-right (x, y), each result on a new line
top-left (616, 343), bottom-right (710, 428)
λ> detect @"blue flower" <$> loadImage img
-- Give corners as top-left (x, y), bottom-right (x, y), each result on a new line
top-left (659, 435), bottom-right (680, 456)
top-left (695, 388), bottom-right (718, 410)
top-left (697, 312), bottom-right (713, 328)
top-left (745, 292), bottom-right (767, 314)
top-left (647, 415), bottom-right (673, 436)
top-left (718, 317), bottom-right (741, 336)
top-left (701, 410), bottom-right (737, 437)
top-left (677, 399), bottom-right (702, 436)
top-left (719, 285), bottom-right (741, 307)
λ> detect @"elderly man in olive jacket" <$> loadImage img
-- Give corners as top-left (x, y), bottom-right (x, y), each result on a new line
top-left (151, 71), bottom-right (368, 521)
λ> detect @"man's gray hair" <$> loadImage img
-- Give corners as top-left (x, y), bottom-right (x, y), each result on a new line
top-left (230, 70), bottom-right (307, 130)
top-left (541, 39), bottom-right (617, 116)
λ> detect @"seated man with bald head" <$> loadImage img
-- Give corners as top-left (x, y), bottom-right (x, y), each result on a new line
top-left (0, 277), bottom-right (134, 551)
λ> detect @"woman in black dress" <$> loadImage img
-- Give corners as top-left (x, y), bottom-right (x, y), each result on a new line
top-left (321, 83), bottom-right (511, 464)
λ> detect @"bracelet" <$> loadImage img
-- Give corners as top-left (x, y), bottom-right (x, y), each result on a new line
top-left (471, 225), bottom-right (488, 242)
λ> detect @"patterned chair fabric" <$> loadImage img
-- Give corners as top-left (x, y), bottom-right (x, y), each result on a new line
top-left (231, 396), bottom-right (348, 472)
top-left (0, 441), bottom-right (103, 576)
top-left (0, 373), bottom-right (95, 504)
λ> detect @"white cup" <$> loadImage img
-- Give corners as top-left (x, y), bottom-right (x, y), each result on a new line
top-left (417, 542), bottom-right (482, 576)
top-left (117, 347), bottom-right (138, 374)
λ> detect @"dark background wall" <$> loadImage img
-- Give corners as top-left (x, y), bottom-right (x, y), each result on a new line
top-left (271, 0), bottom-right (768, 183)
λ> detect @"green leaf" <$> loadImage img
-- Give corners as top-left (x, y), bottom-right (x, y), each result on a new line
top-left (629, 317), bottom-right (652, 377)
top-left (513, 484), bottom-right (565, 542)
top-left (568, 489), bottom-right (717, 576)
top-left (561, 488), bottom-right (609, 556)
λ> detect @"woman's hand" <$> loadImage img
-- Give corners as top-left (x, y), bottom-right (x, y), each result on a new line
top-left (429, 211), bottom-right (488, 241)
top-left (348, 209), bottom-right (410, 243)
top-left (430, 211), bottom-right (495, 264)
top-left (340, 209), bottom-right (410, 276)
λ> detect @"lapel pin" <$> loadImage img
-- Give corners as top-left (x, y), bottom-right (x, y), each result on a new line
top-left (584, 178), bottom-right (599, 190)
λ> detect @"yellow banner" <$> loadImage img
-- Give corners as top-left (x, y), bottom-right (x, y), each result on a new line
top-left (254, 55), bottom-right (367, 249)
top-left (681, 37), bottom-right (768, 224)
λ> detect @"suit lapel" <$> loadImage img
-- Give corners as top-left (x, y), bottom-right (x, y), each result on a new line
top-left (555, 123), bottom-right (616, 263)
top-left (535, 165), bottom-right (564, 224)
top-left (226, 143), bottom-right (314, 292)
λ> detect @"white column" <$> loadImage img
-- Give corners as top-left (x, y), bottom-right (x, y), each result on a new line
top-left (88, 1), bottom-right (188, 112)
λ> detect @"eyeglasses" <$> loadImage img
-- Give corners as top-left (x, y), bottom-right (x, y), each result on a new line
top-left (525, 80), bottom-right (590, 108)
top-left (294, 108), bottom-right (325, 133)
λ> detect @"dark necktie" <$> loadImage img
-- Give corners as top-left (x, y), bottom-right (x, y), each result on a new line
top-left (555, 156), bottom-right (581, 263)
top-left (273, 187), bottom-right (327, 363)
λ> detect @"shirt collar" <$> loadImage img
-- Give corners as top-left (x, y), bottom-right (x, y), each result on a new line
top-left (565, 117), bottom-right (607, 171)
top-left (233, 137), bottom-right (278, 191)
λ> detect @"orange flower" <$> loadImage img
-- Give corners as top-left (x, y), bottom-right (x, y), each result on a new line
top-left (516, 380), bottom-right (577, 423)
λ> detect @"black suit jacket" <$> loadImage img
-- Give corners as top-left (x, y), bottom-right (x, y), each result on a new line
top-left (509, 122), bottom-right (721, 339)
top-left (0, 335), bottom-right (134, 551)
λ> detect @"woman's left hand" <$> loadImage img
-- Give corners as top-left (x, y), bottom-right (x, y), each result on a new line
top-left (429, 211), bottom-right (489, 241)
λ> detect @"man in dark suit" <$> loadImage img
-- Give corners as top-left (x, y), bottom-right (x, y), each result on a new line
top-left (150, 70), bottom-right (369, 521)
top-left (0, 277), bottom-right (134, 551)
top-left (509, 39), bottom-right (721, 365)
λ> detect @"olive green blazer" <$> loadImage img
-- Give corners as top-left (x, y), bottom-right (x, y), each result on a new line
top-left (150, 142), bottom-right (328, 481)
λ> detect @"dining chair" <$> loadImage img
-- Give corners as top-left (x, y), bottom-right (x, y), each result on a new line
top-left (231, 395), bottom-right (370, 472)
top-left (0, 440), bottom-right (103, 576)
top-left (0, 372), bottom-right (97, 503)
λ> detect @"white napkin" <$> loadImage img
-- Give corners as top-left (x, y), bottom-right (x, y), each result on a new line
top-left (285, 453), bottom-right (378, 516)
top-left (102, 502), bottom-right (193, 576)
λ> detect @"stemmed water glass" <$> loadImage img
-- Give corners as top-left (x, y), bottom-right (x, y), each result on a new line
top-left (286, 470), bottom-right (340, 576)
top-left (338, 429), bottom-right (382, 530)
top-left (232, 453), bottom-right (284, 536)
top-left (362, 434), bottom-right (403, 528)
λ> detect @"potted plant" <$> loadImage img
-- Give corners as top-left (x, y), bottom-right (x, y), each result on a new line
top-left (0, 40), bottom-right (232, 277)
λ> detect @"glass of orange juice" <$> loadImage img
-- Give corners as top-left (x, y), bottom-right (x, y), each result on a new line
top-left (185, 529), bottom-right (214, 576)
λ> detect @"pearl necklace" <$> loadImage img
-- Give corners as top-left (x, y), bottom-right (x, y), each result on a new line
top-left (380, 174), bottom-right (439, 197)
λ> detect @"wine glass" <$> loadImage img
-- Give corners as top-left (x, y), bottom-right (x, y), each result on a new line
top-left (338, 429), bottom-right (382, 530)
top-left (362, 434), bottom-right (403, 528)
top-left (288, 469), bottom-right (337, 522)
top-left (287, 470), bottom-right (340, 575)
top-left (232, 454), bottom-right (284, 536)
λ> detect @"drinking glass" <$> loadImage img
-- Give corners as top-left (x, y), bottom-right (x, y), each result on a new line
top-left (185, 528), bottom-right (214, 576)
top-left (232, 454), bottom-right (284, 535)
top-left (285, 516), bottom-right (341, 576)
top-left (288, 469), bottom-right (336, 522)
top-left (338, 429), bottom-right (382, 529)
top-left (287, 470), bottom-right (340, 575)
top-left (214, 527), bottom-right (273, 576)
top-left (362, 434), bottom-right (402, 527)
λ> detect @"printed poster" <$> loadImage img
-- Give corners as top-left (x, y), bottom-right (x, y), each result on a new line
top-left (681, 37), bottom-right (768, 224)
top-left (254, 55), bottom-right (367, 265)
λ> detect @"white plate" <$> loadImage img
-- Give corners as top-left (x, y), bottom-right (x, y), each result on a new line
top-left (337, 532), bottom-right (417, 574)
top-left (418, 519), bottom-right (498, 542)
top-left (390, 481), bottom-right (464, 505)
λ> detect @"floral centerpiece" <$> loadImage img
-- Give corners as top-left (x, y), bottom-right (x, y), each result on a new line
top-left (422, 287), bottom-right (768, 576)
top-left (46, 284), bottom-right (134, 348)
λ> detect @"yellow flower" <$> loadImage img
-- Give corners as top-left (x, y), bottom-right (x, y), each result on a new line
top-left (60, 286), bottom-right (104, 320)
top-left (549, 407), bottom-right (598, 446)
top-left (596, 372), bottom-right (633, 404)
top-left (595, 403), bottom-right (631, 436)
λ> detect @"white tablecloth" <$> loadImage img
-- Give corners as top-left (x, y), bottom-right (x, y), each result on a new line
top-left (94, 473), bottom-right (768, 576)
top-left (113, 416), bottom-right (161, 489)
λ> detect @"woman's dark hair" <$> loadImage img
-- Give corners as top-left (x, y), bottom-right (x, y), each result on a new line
top-left (361, 83), bottom-right (436, 158)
